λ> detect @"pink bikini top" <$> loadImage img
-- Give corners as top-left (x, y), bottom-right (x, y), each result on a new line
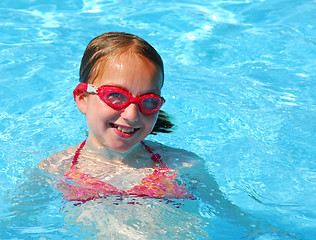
top-left (58, 140), bottom-right (194, 202)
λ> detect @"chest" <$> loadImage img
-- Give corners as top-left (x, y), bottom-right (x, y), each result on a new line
top-left (75, 159), bottom-right (154, 191)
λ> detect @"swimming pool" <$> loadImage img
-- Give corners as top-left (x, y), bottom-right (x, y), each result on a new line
top-left (1, 0), bottom-right (315, 239)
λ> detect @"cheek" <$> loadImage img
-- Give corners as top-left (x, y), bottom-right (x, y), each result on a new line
top-left (144, 113), bottom-right (159, 130)
top-left (85, 97), bottom-right (117, 123)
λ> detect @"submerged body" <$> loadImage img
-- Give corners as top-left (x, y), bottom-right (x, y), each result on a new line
top-left (38, 140), bottom-right (280, 239)
top-left (38, 140), bottom-right (214, 239)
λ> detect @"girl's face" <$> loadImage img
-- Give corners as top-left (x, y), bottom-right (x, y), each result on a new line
top-left (79, 52), bottom-right (163, 152)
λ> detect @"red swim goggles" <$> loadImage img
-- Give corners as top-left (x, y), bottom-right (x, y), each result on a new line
top-left (74, 83), bottom-right (165, 115)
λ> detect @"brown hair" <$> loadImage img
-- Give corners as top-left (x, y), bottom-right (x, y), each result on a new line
top-left (79, 32), bottom-right (173, 134)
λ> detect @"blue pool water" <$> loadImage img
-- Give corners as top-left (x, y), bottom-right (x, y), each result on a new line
top-left (1, 0), bottom-right (316, 239)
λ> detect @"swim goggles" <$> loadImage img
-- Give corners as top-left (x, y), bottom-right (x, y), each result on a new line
top-left (73, 83), bottom-right (165, 114)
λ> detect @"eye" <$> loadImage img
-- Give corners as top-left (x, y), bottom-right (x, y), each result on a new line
top-left (106, 92), bottom-right (128, 105)
top-left (142, 98), bottom-right (160, 110)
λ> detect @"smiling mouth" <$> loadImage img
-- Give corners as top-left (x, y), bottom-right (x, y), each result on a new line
top-left (111, 123), bottom-right (139, 134)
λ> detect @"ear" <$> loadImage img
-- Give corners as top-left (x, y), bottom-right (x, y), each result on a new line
top-left (74, 91), bottom-right (88, 115)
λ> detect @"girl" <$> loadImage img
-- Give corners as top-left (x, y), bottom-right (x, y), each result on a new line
top-left (39, 32), bottom-right (198, 202)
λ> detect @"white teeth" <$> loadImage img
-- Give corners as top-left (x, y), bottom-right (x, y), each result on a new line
top-left (116, 125), bottom-right (135, 133)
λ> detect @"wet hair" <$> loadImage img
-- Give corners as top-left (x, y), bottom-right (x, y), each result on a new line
top-left (79, 32), bottom-right (173, 134)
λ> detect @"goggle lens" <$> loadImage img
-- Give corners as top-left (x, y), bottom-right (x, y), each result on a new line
top-left (142, 98), bottom-right (160, 111)
top-left (107, 92), bottom-right (128, 106)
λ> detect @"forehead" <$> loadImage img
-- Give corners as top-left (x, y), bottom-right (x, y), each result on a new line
top-left (93, 52), bottom-right (163, 93)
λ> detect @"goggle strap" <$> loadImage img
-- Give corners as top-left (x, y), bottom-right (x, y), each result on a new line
top-left (87, 84), bottom-right (98, 94)
top-left (73, 83), bottom-right (89, 100)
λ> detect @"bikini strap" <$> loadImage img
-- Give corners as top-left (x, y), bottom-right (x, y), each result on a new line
top-left (72, 140), bottom-right (162, 166)
top-left (72, 140), bottom-right (86, 165)
top-left (141, 141), bottom-right (163, 166)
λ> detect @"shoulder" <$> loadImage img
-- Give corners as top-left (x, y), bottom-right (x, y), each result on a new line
top-left (38, 144), bottom-right (78, 176)
top-left (144, 140), bottom-right (204, 172)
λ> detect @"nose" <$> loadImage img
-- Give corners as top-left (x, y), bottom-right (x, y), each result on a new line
top-left (120, 103), bottom-right (140, 122)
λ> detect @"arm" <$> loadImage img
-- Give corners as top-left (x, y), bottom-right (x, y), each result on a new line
top-left (38, 145), bottom-right (76, 176)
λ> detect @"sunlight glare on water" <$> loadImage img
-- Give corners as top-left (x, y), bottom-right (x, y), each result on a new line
top-left (0, 0), bottom-right (316, 239)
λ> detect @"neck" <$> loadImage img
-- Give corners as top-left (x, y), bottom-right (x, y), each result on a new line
top-left (84, 140), bottom-right (144, 162)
